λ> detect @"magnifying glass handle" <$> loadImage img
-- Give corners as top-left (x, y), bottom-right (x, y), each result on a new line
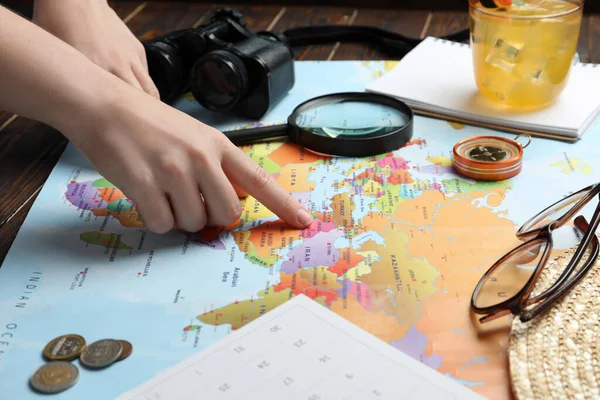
top-left (222, 124), bottom-right (289, 146)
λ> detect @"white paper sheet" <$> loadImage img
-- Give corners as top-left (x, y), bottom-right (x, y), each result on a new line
top-left (117, 295), bottom-right (485, 400)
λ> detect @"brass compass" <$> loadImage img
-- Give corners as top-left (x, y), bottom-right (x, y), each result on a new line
top-left (452, 134), bottom-right (531, 181)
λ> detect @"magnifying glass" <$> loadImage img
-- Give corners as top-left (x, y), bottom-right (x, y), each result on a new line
top-left (222, 92), bottom-right (414, 157)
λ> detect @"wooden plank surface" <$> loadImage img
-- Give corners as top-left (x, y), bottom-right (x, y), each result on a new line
top-left (0, 119), bottom-right (67, 262)
top-left (589, 14), bottom-right (600, 64)
top-left (121, 2), bottom-right (213, 40)
top-left (331, 9), bottom-right (431, 60)
top-left (577, 15), bottom-right (590, 63)
top-left (8, 0), bottom-right (600, 13)
top-left (0, 2), bottom-right (598, 266)
top-left (269, 6), bottom-right (360, 60)
top-left (109, 1), bottom-right (145, 19)
top-left (0, 111), bottom-right (15, 129)
top-left (425, 11), bottom-right (470, 38)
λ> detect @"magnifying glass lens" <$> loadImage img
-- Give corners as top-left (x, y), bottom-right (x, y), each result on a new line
top-left (294, 100), bottom-right (411, 139)
top-left (222, 92), bottom-right (414, 158)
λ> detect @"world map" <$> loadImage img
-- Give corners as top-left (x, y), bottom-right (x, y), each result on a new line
top-left (0, 60), bottom-right (599, 400)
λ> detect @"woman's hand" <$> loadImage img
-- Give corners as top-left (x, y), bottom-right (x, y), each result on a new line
top-left (0, 5), bottom-right (312, 234)
top-left (33, 0), bottom-right (159, 98)
top-left (63, 75), bottom-right (314, 234)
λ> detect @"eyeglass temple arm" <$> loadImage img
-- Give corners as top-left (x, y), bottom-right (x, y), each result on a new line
top-left (478, 308), bottom-right (512, 324)
top-left (575, 215), bottom-right (591, 233)
top-left (548, 197), bottom-right (600, 292)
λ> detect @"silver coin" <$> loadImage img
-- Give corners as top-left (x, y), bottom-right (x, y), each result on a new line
top-left (30, 361), bottom-right (79, 394)
top-left (79, 339), bottom-right (123, 368)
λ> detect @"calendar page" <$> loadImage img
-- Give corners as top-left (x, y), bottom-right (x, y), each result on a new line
top-left (117, 295), bottom-right (484, 400)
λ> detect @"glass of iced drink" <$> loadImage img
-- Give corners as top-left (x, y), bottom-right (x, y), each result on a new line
top-left (469, 0), bottom-right (584, 110)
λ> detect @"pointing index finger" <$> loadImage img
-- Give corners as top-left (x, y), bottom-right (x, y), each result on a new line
top-left (223, 146), bottom-right (313, 229)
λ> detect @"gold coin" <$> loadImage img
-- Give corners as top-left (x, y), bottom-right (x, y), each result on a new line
top-left (117, 340), bottom-right (133, 361)
top-left (30, 361), bottom-right (79, 394)
top-left (43, 334), bottom-right (86, 361)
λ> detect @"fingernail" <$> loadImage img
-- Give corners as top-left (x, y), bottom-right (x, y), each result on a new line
top-left (297, 208), bottom-right (313, 226)
top-left (233, 200), bottom-right (243, 216)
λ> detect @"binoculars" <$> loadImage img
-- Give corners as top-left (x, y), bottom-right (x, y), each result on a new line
top-left (144, 8), bottom-right (295, 119)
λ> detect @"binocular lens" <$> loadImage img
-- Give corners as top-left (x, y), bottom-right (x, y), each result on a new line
top-left (190, 51), bottom-right (250, 111)
top-left (144, 42), bottom-right (185, 103)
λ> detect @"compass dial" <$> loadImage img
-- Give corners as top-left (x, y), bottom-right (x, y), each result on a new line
top-left (467, 145), bottom-right (509, 162)
top-left (452, 135), bottom-right (526, 181)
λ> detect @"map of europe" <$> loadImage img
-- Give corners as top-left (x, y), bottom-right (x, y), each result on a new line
top-left (0, 61), bottom-right (599, 400)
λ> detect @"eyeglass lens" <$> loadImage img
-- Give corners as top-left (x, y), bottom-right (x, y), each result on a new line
top-left (475, 225), bottom-right (596, 311)
top-left (473, 239), bottom-right (547, 309)
top-left (520, 189), bottom-right (590, 234)
top-left (528, 229), bottom-right (596, 303)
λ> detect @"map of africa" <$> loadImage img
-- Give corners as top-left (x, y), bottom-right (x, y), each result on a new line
top-left (0, 60), bottom-right (599, 400)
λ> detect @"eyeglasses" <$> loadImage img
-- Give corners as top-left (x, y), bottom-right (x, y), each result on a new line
top-left (471, 182), bottom-right (600, 324)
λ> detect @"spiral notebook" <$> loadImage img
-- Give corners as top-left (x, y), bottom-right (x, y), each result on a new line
top-left (366, 36), bottom-right (600, 141)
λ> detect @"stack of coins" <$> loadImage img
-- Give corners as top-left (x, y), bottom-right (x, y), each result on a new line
top-left (30, 334), bottom-right (133, 394)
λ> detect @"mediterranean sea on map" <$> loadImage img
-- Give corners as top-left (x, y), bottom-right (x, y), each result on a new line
top-left (0, 61), bottom-right (599, 400)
